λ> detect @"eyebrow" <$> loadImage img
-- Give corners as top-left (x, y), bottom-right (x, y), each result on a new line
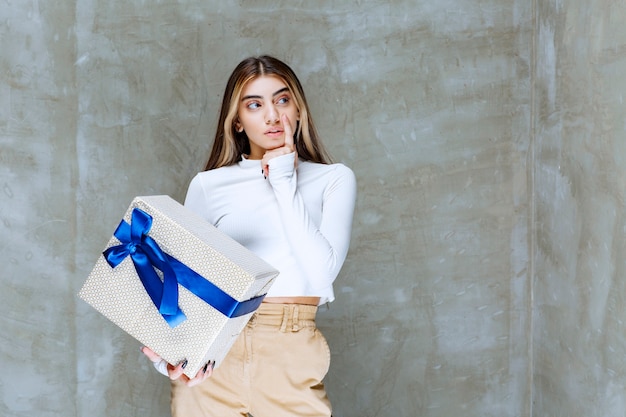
top-left (241, 87), bottom-right (290, 101)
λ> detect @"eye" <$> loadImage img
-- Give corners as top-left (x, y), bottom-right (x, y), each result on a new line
top-left (276, 96), bottom-right (289, 105)
top-left (246, 101), bottom-right (261, 110)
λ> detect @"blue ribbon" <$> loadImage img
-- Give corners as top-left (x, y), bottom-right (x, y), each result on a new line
top-left (103, 208), bottom-right (265, 328)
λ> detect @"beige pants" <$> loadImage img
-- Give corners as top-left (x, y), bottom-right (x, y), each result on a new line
top-left (170, 303), bottom-right (332, 417)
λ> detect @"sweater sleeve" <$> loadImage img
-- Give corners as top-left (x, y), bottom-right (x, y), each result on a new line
top-left (267, 153), bottom-right (357, 290)
top-left (184, 174), bottom-right (210, 221)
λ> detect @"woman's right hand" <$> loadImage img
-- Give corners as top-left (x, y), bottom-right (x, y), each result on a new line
top-left (141, 346), bottom-right (214, 387)
top-left (261, 114), bottom-right (297, 179)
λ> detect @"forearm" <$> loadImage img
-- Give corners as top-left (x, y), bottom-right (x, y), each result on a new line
top-left (268, 154), bottom-right (357, 289)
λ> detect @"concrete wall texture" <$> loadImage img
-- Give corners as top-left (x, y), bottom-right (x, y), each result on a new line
top-left (1, 0), bottom-right (625, 416)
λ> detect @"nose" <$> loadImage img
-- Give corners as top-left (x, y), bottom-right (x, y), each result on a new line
top-left (265, 104), bottom-right (279, 124)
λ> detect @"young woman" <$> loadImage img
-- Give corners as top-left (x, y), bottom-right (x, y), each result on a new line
top-left (142, 55), bottom-right (356, 417)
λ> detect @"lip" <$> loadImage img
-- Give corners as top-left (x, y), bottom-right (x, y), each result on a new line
top-left (264, 127), bottom-right (284, 137)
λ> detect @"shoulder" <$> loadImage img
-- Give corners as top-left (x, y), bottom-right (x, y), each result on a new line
top-left (300, 160), bottom-right (355, 178)
top-left (299, 161), bottom-right (357, 193)
top-left (331, 162), bottom-right (356, 181)
top-left (185, 164), bottom-right (247, 211)
top-left (189, 164), bottom-right (241, 188)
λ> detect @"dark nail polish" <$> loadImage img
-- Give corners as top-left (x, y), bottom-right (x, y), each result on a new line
top-left (180, 359), bottom-right (188, 369)
top-left (203, 362), bottom-right (209, 373)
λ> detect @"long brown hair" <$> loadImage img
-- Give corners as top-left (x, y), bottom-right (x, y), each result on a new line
top-left (204, 55), bottom-right (332, 170)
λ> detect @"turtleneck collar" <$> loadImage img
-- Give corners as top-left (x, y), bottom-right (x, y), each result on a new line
top-left (238, 154), bottom-right (262, 169)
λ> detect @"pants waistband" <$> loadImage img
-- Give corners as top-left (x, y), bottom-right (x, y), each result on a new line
top-left (249, 303), bottom-right (318, 332)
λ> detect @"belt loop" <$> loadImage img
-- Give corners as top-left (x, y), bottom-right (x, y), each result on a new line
top-left (248, 311), bottom-right (258, 328)
top-left (292, 305), bottom-right (300, 332)
top-left (279, 305), bottom-right (289, 332)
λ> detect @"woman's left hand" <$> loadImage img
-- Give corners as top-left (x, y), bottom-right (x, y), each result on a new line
top-left (141, 346), bottom-right (214, 387)
top-left (261, 114), bottom-right (297, 178)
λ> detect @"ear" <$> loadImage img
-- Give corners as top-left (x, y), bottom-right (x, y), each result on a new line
top-left (234, 120), bottom-right (243, 132)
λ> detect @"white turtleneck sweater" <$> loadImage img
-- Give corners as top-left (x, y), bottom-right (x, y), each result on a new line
top-left (184, 152), bottom-right (356, 305)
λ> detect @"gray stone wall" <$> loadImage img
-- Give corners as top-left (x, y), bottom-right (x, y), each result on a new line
top-left (2, 0), bottom-right (624, 416)
top-left (533, 1), bottom-right (626, 416)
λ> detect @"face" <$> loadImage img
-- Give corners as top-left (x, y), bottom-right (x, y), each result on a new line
top-left (235, 75), bottom-right (299, 159)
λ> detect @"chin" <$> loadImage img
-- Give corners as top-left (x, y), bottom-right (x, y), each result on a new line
top-left (267, 141), bottom-right (285, 150)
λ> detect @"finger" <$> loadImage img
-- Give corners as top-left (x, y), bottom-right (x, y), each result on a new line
top-left (140, 346), bottom-right (162, 363)
top-left (282, 114), bottom-right (294, 150)
top-left (167, 359), bottom-right (188, 380)
top-left (187, 361), bottom-right (215, 387)
top-left (204, 360), bottom-right (215, 378)
top-left (260, 160), bottom-right (268, 179)
top-left (261, 153), bottom-right (272, 178)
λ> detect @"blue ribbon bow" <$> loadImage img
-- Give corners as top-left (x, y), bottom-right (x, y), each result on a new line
top-left (103, 208), bottom-right (265, 328)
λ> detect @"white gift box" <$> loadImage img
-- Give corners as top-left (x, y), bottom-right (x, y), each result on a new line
top-left (78, 195), bottom-right (278, 377)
